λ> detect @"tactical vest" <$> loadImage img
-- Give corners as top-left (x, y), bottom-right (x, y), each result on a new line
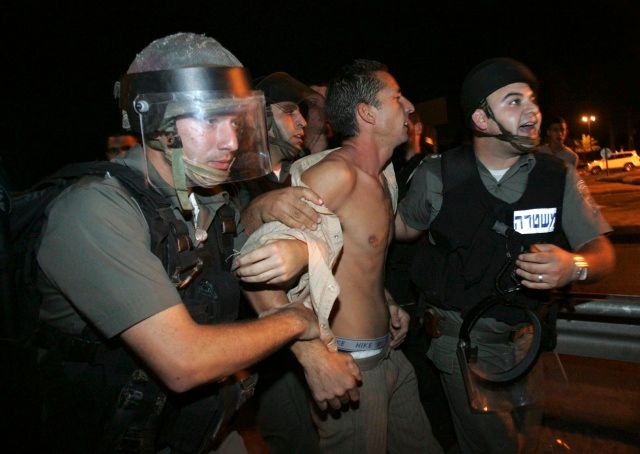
top-left (412, 145), bottom-right (570, 324)
top-left (142, 186), bottom-right (239, 325)
top-left (35, 163), bottom-right (241, 453)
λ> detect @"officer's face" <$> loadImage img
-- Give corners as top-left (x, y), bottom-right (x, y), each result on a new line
top-left (485, 82), bottom-right (541, 142)
top-left (547, 122), bottom-right (568, 147)
top-left (175, 115), bottom-right (240, 172)
top-left (303, 92), bottom-right (327, 147)
top-left (272, 102), bottom-right (307, 151)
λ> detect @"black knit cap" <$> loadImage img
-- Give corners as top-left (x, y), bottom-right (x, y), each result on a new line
top-left (255, 72), bottom-right (315, 106)
top-left (460, 57), bottom-right (538, 123)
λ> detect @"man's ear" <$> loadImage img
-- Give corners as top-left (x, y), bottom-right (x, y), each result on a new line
top-left (471, 108), bottom-right (488, 131)
top-left (357, 102), bottom-right (376, 126)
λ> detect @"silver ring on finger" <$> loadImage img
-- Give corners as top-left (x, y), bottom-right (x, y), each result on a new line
top-left (537, 274), bottom-right (544, 283)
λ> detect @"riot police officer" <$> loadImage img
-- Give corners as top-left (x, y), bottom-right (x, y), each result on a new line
top-left (394, 58), bottom-right (615, 453)
top-left (35, 32), bottom-right (322, 453)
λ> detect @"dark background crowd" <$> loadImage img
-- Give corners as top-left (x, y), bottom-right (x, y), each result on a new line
top-left (2, 0), bottom-right (639, 189)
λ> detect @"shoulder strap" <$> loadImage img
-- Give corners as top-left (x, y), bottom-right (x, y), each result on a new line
top-left (212, 203), bottom-right (236, 271)
top-left (95, 163), bottom-right (169, 213)
top-left (441, 145), bottom-right (476, 193)
top-left (41, 160), bottom-right (168, 211)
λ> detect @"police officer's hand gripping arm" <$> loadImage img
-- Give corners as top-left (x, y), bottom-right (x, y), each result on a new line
top-left (241, 186), bottom-right (324, 235)
top-left (236, 238), bottom-right (363, 411)
top-left (122, 299), bottom-right (319, 393)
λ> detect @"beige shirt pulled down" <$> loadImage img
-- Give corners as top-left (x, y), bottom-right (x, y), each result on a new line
top-left (240, 148), bottom-right (398, 351)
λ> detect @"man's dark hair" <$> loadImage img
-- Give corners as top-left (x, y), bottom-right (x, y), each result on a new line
top-left (545, 116), bottom-right (567, 130)
top-left (325, 59), bottom-right (387, 140)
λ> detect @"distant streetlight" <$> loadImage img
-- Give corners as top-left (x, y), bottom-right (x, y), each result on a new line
top-left (581, 115), bottom-right (596, 151)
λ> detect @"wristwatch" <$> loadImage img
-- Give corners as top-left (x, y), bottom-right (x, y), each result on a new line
top-left (573, 255), bottom-right (589, 281)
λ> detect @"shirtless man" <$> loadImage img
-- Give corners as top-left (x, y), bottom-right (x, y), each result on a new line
top-left (236, 60), bottom-right (441, 453)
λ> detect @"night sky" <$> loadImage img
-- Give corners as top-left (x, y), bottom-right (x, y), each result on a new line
top-left (2, 0), bottom-right (639, 189)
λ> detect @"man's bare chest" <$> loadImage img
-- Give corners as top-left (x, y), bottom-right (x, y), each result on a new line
top-left (340, 181), bottom-right (393, 252)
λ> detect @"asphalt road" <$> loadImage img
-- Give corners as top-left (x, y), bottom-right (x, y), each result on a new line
top-left (547, 172), bottom-right (640, 453)
top-left (541, 354), bottom-right (640, 453)
top-left (573, 172), bottom-right (640, 296)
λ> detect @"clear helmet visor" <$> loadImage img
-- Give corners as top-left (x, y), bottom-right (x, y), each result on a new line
top-left (134, 90), bottom-right (271, 187)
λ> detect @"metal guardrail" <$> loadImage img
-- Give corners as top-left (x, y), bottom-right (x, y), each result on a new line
top-left (555, 292), bottom-right (640, 363)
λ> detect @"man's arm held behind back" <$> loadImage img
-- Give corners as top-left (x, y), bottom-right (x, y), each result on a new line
top-left (242, 286), bottom-right (362, 411)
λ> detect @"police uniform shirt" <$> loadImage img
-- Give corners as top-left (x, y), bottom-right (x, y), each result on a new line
top-left (398, 151), bottom-right (611, 250)
top-left (37, 146), bottom-right (238, 337)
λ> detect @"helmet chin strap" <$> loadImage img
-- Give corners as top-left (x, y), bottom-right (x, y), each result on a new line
top-left (169, 148), bottom-right (193, 213)
top-left (139, 133), bottom-right (193, 213)
top-left (164, 145), bottom-right (233, 213)
top-left (269, 136), bottom-right (299, 161)
top-left (473, 100), bottom-right (540, 154)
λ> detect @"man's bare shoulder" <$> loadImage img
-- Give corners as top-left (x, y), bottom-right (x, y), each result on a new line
top-left (302, 152), bottom-right (357, 212)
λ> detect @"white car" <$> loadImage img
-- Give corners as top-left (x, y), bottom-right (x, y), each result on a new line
top-left (585, 150), bottom-right (640, 175)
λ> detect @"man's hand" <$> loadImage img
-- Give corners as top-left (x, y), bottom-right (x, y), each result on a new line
top-left (293, 341), bottom-right (362, 411)
top-left (241, 187), bottom-right (323, 234)
top-left (515, 243), bottom-right (576, 289)
top-left (388, 303), bottom-right (410, 349)
top-left (234, 239), bottom-right (308, 285)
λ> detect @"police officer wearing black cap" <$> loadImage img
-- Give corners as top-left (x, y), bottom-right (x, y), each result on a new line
top-left (394, 58), bottom-right (615, 453)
